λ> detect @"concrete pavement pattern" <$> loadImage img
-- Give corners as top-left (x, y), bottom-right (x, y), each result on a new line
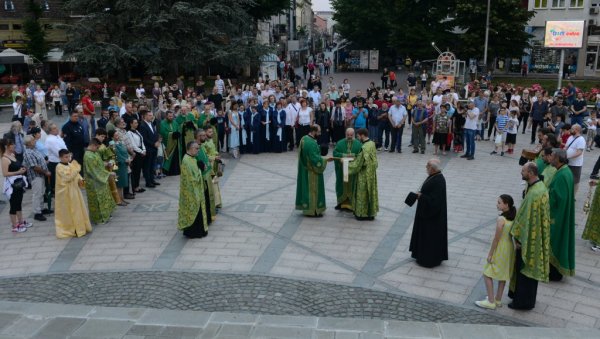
top-left (0, 73), bottom-right (599, 335)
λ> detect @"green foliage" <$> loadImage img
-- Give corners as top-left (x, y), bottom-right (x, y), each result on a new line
top-left (61, 0), bottom-right (272, 76)
top-left (23, 0), bottom-right (49, 62)
top-left (246, 0), bottom-right (289, 21)
top-left (453, 0), bottom-right (534, 62)
top-left (332, 0), bottom-right (533, 63)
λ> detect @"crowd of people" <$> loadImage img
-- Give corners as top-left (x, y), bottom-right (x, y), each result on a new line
top-left (2, 68), bottom-right (600, 313)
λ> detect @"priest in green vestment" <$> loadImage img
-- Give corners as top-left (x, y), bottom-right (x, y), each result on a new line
top-left (198, 105), bottom-right (218, 147)
top-left (540, 149), bottom-right (557, 187)
top-left (160, 111), bottom-right (182, 176)
top-left (176, 106), bottom-right (197, 149)
top-left (178, 141), bottom-right (208, 238)
top-left (195, 129), bottom-right (216, 221)
top-left (333, 128), bottom-right (362, 211)
top-left (547, 148), bottom-right (575, 280)
top-left (296, 124), bottom-right (330, 217)
top-left (582, 180), bottom-right (600, 249)
top-left (508, 162), bottom-right (551, 310)
top-left (348, 128), bottom-right (379, 220)
top-left (83, 138), bottom-right (116, 224)
top-left (204, 127), bottom-right (222, 209)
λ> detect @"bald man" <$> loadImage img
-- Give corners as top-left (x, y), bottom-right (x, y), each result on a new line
top-left (409, 158), bottom-right (448, 268)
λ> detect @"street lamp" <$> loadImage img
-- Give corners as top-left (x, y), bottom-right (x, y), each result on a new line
top-left (431, 42), bottom-right (442, 55)
top-left (483, 0), bottom-right (491, 70)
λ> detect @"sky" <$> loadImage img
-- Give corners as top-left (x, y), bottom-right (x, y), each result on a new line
top-left (313, 0), bottom-right (332, 11)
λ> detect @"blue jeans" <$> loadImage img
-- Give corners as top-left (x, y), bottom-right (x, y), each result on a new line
top-left (465, 129), bottom-right (476, 157)
top-left (570, 115), bottom-right (584, 128)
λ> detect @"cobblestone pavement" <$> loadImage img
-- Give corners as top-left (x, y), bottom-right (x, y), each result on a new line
top-left (1, 72), bottom-right (600, 330)
top-left (0, 271), bottom-right (522, 326)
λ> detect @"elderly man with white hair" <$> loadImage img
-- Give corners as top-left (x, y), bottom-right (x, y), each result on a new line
top-left (22, 135), bottom-right (51, 221)
top-left (409, 158), bottom-right (448, 268)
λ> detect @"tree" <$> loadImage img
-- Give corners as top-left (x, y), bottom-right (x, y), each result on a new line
top-left (246, 0), bottom-right (289, 21)
top-left (332, 0), bottom-right (533, 64)
top-left (453, 0), bottom-right (534, 63)
top-left (61, 0), bottom-right (271, 77)
top-left (23, 0), bottom-right (49, 62)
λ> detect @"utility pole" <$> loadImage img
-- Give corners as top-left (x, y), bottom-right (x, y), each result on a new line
top-left (483, 0), bottom-right (491, 71)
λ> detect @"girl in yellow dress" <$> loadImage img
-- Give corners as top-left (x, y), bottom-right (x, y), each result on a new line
top-left (475, 194), bottom-right (516, 310)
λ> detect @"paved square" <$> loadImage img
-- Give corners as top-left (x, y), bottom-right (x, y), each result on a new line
top-left (0, 73), bottom-right (599, 330)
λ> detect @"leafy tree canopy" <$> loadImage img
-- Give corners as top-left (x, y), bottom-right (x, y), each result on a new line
top-left (62, 0), bottom-right (273, 77)
top-left (332, 0), bottom-right (533, 64)
top-left (23, 0), bottom-right (49, 62)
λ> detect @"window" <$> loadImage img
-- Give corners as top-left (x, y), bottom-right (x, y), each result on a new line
top-left (552, 0), bottom-right (566, 7)
top-left (570, 0), bottom-right (584, 7)
top-left (12, 23), bottom-right (21, 30)
top-left (534, 0), bottom-right (548, 8)
top-left (43, 24), bottom-right (53, 30)
top-left (3, 0), bottom-right (14, 11)
top-left (0, 24), bottom-right (9, 30)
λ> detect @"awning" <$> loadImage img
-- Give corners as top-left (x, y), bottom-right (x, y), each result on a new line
top-left (45, 48), bottom-right (76, 62)
top-left (0, 48), bottom-right (29, 64)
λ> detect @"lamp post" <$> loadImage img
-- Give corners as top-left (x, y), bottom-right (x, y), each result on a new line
top-left (431, 42), bottom-right (442, 55)
top-left (483, 0), bottom-right (491, 71)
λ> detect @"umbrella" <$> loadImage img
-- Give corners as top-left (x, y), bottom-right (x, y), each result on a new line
top-left (0, 48), bottom-right (29, 76)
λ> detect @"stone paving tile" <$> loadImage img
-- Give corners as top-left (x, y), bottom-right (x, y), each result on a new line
top-left (70, 318), bottom-right (135, 338)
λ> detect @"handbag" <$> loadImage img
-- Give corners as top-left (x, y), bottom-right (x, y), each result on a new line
top-left (11, 177), bottom-right (25, 190)
top-left (446, 132), bottom-right (453, 145)
top-left (494, 133), bottom-right (503, 144)
top-left (216, 161), bottom-right (225, 177)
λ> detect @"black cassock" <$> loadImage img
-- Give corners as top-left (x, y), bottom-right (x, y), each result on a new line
top-left (409, 172), bottom-right (448, 268)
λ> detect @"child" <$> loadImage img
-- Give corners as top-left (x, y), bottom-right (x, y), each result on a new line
top-left (505, 110), bottom-right (519, 154)
top-left (155, 140), bottom-right (166, 179)
top-left (560, 123), bottom-right (571, 149)
top-left (475, 195), bottom-right (516, 310)
top-left (543, 111), bottom-right (553, 129)
top-left (586, 111), bottom-right (598, 151)
top-left (553, 114), bottom-right (565, 136)
top-left (491, 108), bottom-right (509, 156)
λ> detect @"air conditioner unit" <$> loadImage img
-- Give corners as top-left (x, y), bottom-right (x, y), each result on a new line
top-left (590, 7), bottom-right (600, 14)
top-left (590, 19), bottom-right (598, 26)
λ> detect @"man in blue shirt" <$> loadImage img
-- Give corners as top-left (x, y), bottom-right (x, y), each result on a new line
top-left (570, 91), bottom-right (587, 128)
top-left (352, 100), bottom-right (368, 129)
top-left (530, 93), bottom-right (549, 144)
top-left (411, 100), bottom-right (428, 154)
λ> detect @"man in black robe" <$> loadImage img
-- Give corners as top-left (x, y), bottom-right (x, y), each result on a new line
top-left (409, 158), bottom-right (448, 268)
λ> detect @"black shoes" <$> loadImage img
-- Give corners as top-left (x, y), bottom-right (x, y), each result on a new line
top-left (34, 214), bottom-right (47, 221)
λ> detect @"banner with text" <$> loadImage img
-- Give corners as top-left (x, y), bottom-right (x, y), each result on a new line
top-left (544, 21), bottom-right (585, 48)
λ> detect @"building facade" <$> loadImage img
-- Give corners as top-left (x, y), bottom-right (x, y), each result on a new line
top-left (257, 0), bottom-right (314, 67)
top-left (1, 0), bottom-right (69, 51)
top-left (527, 0), bottom-right (600, 77)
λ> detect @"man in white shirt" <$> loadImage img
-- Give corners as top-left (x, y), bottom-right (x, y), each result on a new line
top-left (285, 96), bottom-right (300, 151)
top-left (565, 124), bottom-right (586, 194)
top-left (215, 75), bottom-right (225, 95)
top-left (432, 88), bottom-right (444, 109)
top-left (461, 102), bottom-right (480, 160)
top-left (308, 86), bottom-right (322, 108)
top-left (388, 99), bottom-right (407, 153)
top-left (45, 122), bottom-right (68, 196)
